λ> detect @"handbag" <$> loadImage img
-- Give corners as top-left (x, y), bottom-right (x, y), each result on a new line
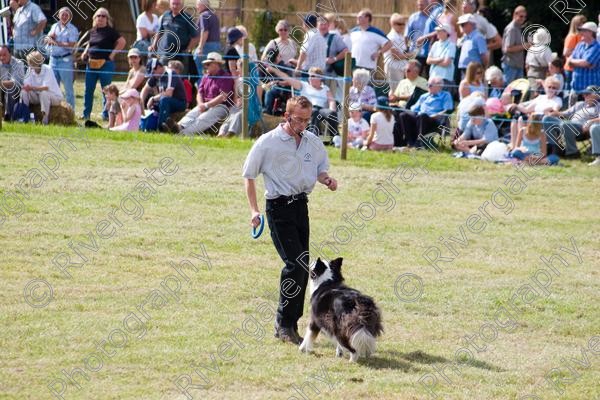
top-left (12, 100), bottom-right (31, 123)
top-left (88, 58), bottom-right (106, 69)
top-left (327, 33), bottom-right (355, 76)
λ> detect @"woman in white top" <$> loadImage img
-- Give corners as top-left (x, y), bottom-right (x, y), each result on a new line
top-left (21, 51), bottom-right (64, 125)
top-left (261, 20), bottom-right (298, 67)
top-left (385, 13), bottom-right (408, 94)
top-left (134, 0), bottom-right (159, 53)
top-left (267, 65), bottom-right (338, 138)
top-left (364, 97), bottom-right (395, 151)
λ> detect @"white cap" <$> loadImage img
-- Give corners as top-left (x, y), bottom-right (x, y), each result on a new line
top-left (457, 13), bottom-right (476, 25)
top-left (434, 24), bottom-right (452, 34)
top-left (578, 22), bottom-right (598, 34)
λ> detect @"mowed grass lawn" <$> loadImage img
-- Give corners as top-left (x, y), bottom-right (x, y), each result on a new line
top-left (1, 124), bottom-right (599, 400)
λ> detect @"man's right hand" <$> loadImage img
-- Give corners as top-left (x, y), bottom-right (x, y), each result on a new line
top-left (250, 211), bottom-right (261, 228)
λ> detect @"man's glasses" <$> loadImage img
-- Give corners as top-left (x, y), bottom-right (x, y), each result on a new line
top-left (96, 14), bottom-right (108, 18)
top-left (290, 116), bottom-right (311, 125)
top-left (394, 22), bottom-right (405, 26)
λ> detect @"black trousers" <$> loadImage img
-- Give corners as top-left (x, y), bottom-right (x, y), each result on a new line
top-left (265, 196), bottom-right (310, 329)
top-left (394, 111), bottom-right (444, 147)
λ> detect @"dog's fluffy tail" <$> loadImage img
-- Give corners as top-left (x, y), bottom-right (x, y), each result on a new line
top-left (350, 328), bottom-right (376, 358)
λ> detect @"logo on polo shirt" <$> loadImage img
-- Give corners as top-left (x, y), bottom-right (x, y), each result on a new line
top-left (304, 153), bottom-right (312, 162)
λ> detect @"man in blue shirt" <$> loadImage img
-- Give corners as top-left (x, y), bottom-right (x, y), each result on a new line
top-left (567, 22), bottom-right (600, 95)
top-left (405, 0), bottom-right (434, 77)
top-left (457, 14), bottom-right (489, 76)
top-left (394, 76), bottom-right (453, 147)
top-left (453, 105), bottom-right (498, 153)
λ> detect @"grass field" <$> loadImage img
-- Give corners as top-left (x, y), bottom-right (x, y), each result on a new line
top-left (1, 123), bottom-right (599, 400)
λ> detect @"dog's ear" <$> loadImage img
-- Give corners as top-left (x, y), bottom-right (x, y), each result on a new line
top-left (330, 257), bottom-right (343, 272)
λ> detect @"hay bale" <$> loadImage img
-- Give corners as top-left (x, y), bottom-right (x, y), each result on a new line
top-left (261, 113), bottom-right (283, 132)
top-left (29, 101), bottom-right (75, 126)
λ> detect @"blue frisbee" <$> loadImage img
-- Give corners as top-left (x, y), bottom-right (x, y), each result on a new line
top-left (252, 214), bottom-right (265, 239)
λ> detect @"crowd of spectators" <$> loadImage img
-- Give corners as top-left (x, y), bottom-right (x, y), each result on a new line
top-left (1, 0), bottom-right (600, 165)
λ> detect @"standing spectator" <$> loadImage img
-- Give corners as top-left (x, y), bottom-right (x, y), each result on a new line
top-left (142, 58), bottom-right (187, 132)
top-left (193, 0), bottom-right (221, 75)
top-left (566, 22), bottom-right (600, 101)
top-left (526, 28), bottom-right (553, 90)
top-left (405, 0), bottom-right (432, 75)
top-left (324, 13), bottom-right (352, 51)
top-left (563, 15), bottom-right (587, 92)
top-left (350, 8), bottom-right (392, 71)
top-left (0, 45), bottom-right (25, 121)
top-left (235, 25), bottom-right (258, 62)
top-left (438, 0), bottom-right (458, 43)
top-left (45, 7), bottom-right (78, 111)
top-left (150, 0), bottom-right (200, 70)
top-left (81, 8), bottom-right (126, 121)
top-left (501, 6), bottom-right (528, 84)
top-left (103, 84), bottom-right (122, 128)
top-left (224, 28), bottom-right (243, 75)
top-left (458, 61), bottom-right (485, 99)
top-left (163, 52), bottom-right (234, 135)
top-left (134, 0), bottom-right (159, 54)
top-left (319, 18), bottom-right (348, 103)
top-left (12, 0), bottom-right (47, 60)
top-left (21, 51), bottom-right (64, 125)
top-left (388, 59), bottom-right (428, 108)
top-left (395, 76), bottom-right (453, 147)
top-left (295, 14), bottom-right (327, 77)
top-left (457, 13), bottom-right (488, 76)
top-left (385, 14), bottom-right (408, 94)
top-left (426, 24), bottom-right (456, 93)
top-left (461, 0), bottom-right (502, 53)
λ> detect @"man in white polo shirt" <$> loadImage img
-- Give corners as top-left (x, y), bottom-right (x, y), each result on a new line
top-left (350, 8), bottom-right (393, 71)
top-left (243, 96), bottom-right (338, 345)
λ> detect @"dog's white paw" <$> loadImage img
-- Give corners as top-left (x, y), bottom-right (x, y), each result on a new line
top-left (299, 340), bottom-right (313, 353)
top-left (349, 352), bottom-right (359, 363)
top-left (336, 345), bottom-right (344, 357)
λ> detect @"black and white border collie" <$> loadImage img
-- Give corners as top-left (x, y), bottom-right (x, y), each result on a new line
top-left (299, 257), bottom-right (383, 362)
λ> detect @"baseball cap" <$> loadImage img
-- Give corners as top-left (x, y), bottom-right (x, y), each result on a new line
top-left (145, 58), bottom-right (162, 77)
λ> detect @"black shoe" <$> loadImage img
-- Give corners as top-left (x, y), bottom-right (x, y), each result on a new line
top-left (278, 327), bottom-right (302, 345)
top-left (563, 151), bottom-right (581, 159)
top-left (164, 117), bottom-right (180, 133)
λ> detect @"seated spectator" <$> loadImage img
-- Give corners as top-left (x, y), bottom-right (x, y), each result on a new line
top-left (141, 58), bottom-right (187, 132)
top-left (335, 104), bottom-right (369, 148)
top-left (103, 84), bottom-right (122, 128)
top-left (110, 89), bottom-right (142, 132)
top-left (426, 24), bottom-right (456, 92)
top-left (456, 91), bottom-right (486, 132)
top-left (348, 68), bottom-right (377, 121)
top-left (509, 114), bottom-right (555, 164)
top-left (485, 65), bottom-right (505, 99)
top-left (0, 45), bottom-right (25, 121)
top-left (452, 105), bottom-right (498, 153)
top-left (459, 62), bottom-right (486, 100)
top-left (364, 96), bottom-right (395, 151)
top-left (589, 123), bottom-right (600, 166)
top-left (394, 76), bottom-right (453, 147)
top-left (457, 13), bottom-right (489, 76)
top-left (123, 48), bottom-right (146, 92)
top-left (388, 59), bottom-right (428, 108)
top-left (508, 76), bottom-right (563, 150)
top-left (543, 85), bottom-right (600, 158)
top-left (267, 65), bottom-right (338, 138)
top-left (548, 58), bottom-right (565, 93)
top-left (168, 60), bottom-right (192, 106)
top-left (20, 51), bottom-right (64, 125)
top-left (162, 52), bottom-right (234, 135)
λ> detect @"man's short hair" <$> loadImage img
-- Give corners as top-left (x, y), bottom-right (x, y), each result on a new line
top-left (469, 105), bottom-right (485, 116)
top-left (359, 8), bottom-right (372, 23)
top-left (407, 59), bottom-right (422, 72)
top-left (286, 96), bottom-right (312, 113)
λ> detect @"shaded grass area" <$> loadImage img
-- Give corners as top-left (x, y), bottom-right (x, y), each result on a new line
top-left (0, 124), bottom-right (599, 400)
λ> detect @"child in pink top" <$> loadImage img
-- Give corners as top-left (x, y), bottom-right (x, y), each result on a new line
top-left (110, 89), bottom-right (142, 132)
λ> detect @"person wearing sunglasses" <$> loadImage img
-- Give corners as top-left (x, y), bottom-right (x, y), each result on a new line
top-left (81, 8), bottom-right (126, 121)
top-left (459, 61), bottom-right (486, 100)
top-left (385, 13), bottom-right (408, 94)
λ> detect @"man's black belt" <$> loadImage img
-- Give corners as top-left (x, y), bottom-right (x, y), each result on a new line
top-left (266, 193), bottom-right (308, 206)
